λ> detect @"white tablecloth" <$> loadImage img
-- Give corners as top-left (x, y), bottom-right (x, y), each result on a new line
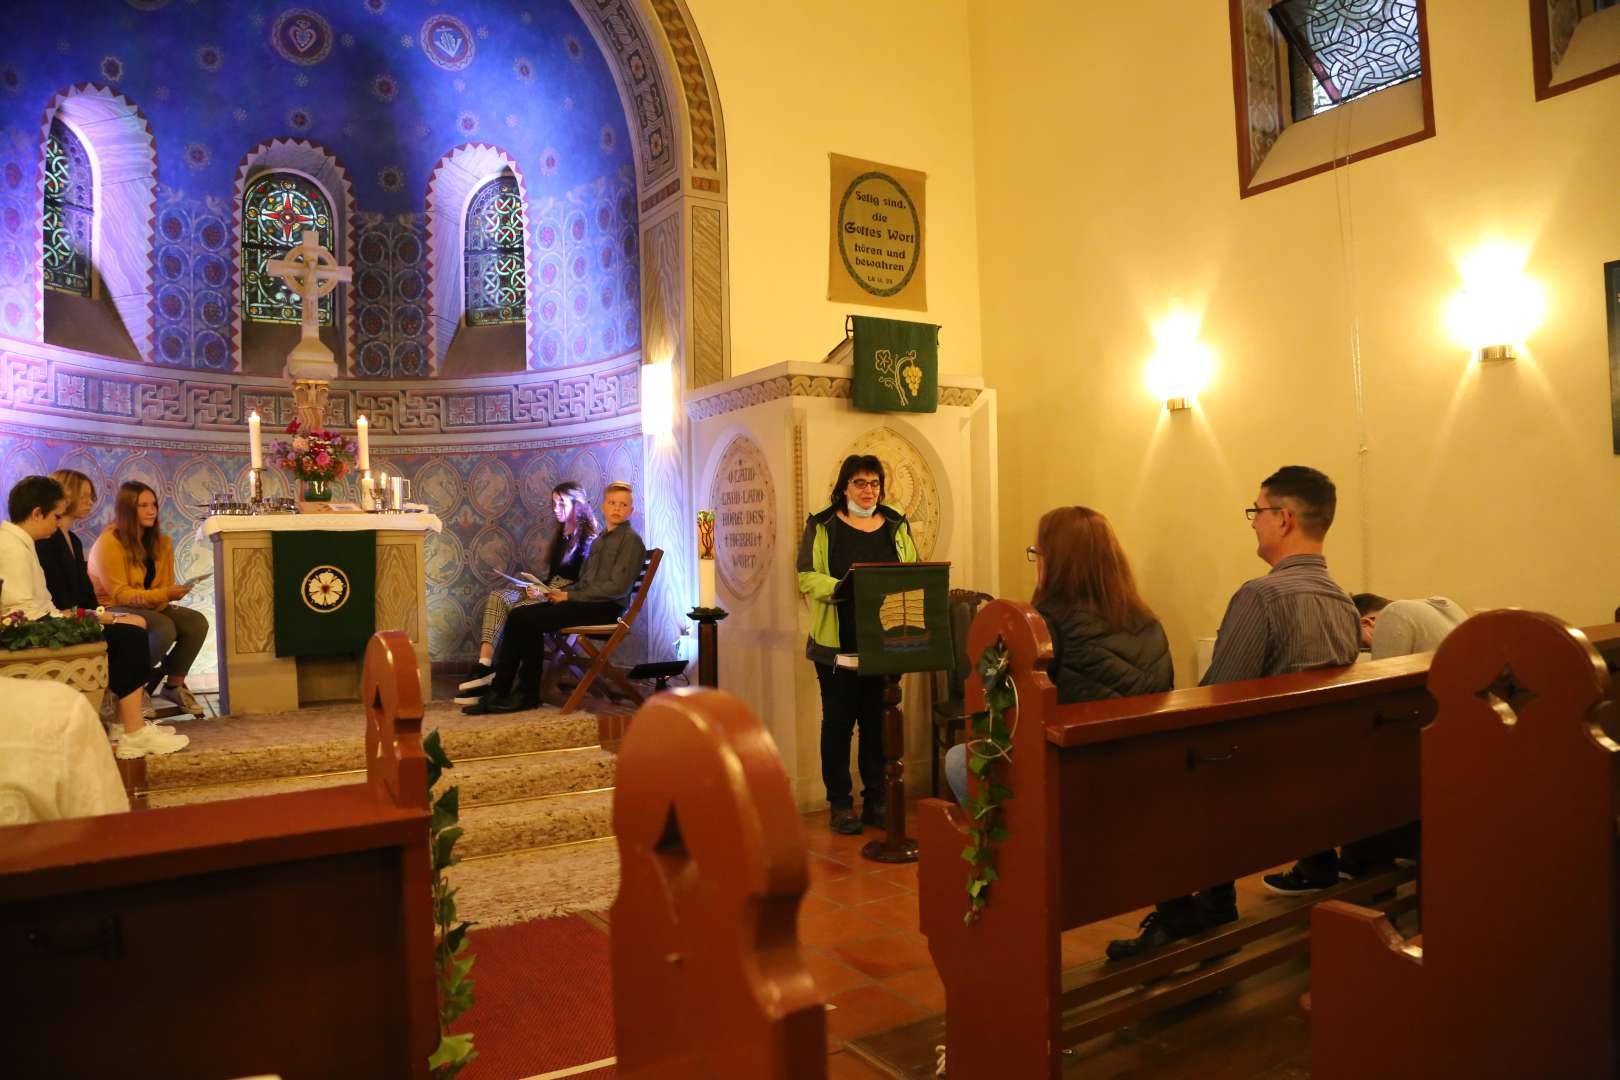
top-left (199, 510), bottom-right (443, 539)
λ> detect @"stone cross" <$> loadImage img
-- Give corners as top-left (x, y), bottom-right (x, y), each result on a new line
top-left (268, 228), bottom-right (352, 381)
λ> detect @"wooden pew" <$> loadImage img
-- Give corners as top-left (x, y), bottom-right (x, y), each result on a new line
top-left (0, 630), bottom-right (436, 1080)
top-left (916, 599), bottom-right (1433, 1080)
top-left (1311, 609), bottom-right (1619, 1078)
top-left (611, 686), bottom-right (826, 1079)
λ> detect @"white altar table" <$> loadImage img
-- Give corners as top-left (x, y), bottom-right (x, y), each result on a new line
top-left (204, 511), bottom-right (443, 715)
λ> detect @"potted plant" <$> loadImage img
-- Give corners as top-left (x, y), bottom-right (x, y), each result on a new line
top-left (273, 418), bottom-right (357, 504)
top-left (0, 608), bottom-right (109, 712)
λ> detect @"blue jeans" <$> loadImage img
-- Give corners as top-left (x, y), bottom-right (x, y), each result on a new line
top-left (945, 742), bottom-right (968, 804)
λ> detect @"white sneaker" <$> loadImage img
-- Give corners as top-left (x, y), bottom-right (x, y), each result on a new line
top-left (108, 721), bottom-right (177, 743)
top-left (115, 722), bottom-right (190, 759)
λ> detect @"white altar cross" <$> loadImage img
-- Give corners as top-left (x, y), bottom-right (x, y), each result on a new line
top-left (268, 228), bottom-right (352, 380)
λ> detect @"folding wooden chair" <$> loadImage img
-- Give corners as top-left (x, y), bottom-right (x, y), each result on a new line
top-left (543, 548), bottom-right (663, 715)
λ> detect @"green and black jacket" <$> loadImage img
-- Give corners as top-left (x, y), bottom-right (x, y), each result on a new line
top-left (795, 503), bottom-right (918, 665)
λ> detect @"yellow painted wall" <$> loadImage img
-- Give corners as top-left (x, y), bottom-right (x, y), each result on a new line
top-left (683, 0), bottom-right (983, 376)
top-left (967, 0), bottom-right (1620, 683)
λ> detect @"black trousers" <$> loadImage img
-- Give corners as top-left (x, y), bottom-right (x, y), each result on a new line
top-left (1155, 882), bottom-right (1238, 935)
top-left (490, 599), bottom-right (623, 698)
top-left (103, 622), bottom-right (152, 699)
top-left (814, 663), bottom-right (886, 811)
top-left (1298, 823), bottom-right (1421, 879)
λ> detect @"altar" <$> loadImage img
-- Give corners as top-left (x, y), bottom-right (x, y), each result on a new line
top-left (206, 512), bottom-right (441, 715)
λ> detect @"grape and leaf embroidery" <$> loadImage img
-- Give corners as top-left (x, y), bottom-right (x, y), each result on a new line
top-left (873, 348), bottom-right (923, 407)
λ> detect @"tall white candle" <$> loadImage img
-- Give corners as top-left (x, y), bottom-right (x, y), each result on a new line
top-left (698, 559), bottom-right (717, 609)
top-left (248, 412), bottom-right (262, 470)
top-left (356, 414), bottom-right (370, 472)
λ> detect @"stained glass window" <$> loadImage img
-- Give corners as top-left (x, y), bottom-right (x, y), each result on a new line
top-left (1272, 0), bottom-right (1423, 122)
top-left (242, 173), bottom-right (335, 325)
top-left (44, 119), bottom-right (93, 297)
top-left (465, 175), bottom-right (527, 326)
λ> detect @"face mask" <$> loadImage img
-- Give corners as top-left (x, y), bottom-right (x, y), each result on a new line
top-left (846, 500), bottom-right (877, 519)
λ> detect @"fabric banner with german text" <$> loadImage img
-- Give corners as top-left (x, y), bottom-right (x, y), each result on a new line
top-left (828, 153), bottom-right (927, 311)
top-left (851, 315), bottom-right (939, 413)
top-left (271, 531), bottom-right (376, 658)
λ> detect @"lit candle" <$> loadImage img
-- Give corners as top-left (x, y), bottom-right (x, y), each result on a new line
top-left (248, 412), bottom-right (262, 470)
top-left (356, 414), bottom-right (370, 472)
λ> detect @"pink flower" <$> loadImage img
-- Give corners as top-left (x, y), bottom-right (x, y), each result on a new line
top-left (315, 450), bottom-right (331, 466)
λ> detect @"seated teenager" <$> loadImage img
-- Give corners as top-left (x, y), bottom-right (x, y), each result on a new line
top-left (2, 475), bottom-right (186, 760)
top-left (458, 480), bottom-right (598, 703)
top-left (1, 679), bottom-right (130, 820)
top-left (465, 481), bottom-right (646, 715)
top-left (945, 506), bottom-right (1172, 802)
top-left (88, 480), bottom-right (209, 717)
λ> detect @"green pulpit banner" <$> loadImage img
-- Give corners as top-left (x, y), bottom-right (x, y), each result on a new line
top-left (271, 531), bottom-right (376, 658)
top-left (848, 561), bottom-right (952, 676)
top-left (850, 315), bottom-right (940, 414)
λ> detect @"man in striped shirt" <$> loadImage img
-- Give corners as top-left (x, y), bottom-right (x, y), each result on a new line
top-left (1107, 465), bottom-right (1359, 960)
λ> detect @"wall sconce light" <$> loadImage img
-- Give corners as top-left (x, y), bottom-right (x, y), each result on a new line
top-left (640, 358), bottom-right (674, 435)
top-left (1144, 311), bottom-right (1214, 412)
top-left (1445, 243), bottom-right (1545, 362)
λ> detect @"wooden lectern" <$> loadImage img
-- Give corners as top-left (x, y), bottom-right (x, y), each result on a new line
top-left (835, 560), bottom-right (951, 863)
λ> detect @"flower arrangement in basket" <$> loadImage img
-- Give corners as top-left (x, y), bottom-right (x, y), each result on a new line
top-left (273, 418), bottom-right (358, 502)
top-left (0, 608), bottom-right (104, 651)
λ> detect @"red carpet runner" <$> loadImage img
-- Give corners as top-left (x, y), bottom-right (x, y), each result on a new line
top-left (457, 914), bottom-right (616, 1080)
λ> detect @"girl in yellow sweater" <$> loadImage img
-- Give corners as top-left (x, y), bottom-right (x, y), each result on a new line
top-left (89, 481), bottom-right (209, 717)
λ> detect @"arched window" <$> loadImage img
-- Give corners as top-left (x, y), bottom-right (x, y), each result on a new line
top-left (43, 119), bottom-right (93, 297)
top-left (242, 172), bottom-right (335, 326)
top-left (464, 174), bottom-right (526, 326)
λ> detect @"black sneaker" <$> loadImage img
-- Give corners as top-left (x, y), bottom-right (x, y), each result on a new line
top-left (1106, 911), bottom-right (1192, 962)
top-left (861, 802), bottom-right (887, 829)
top-left (455, 664), bottom-right (496, 703)
top-left (1262, 866), bottom-right (1339, 896)
top-left (829, 809), bottom-right (862, 835)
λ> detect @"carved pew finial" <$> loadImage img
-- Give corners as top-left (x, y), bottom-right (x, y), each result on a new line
top-left (362, 630), bottom-right (427, 812)
top-left (1312, 609), bottom-right (1619, 1078)
top-left (610, 688), bottom-right (825, 1079)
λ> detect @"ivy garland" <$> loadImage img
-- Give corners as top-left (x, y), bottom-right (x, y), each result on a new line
top-left (425, 730), bottom-right (478, 1077)
top-left (960, 638), bottom-right (1015, 925)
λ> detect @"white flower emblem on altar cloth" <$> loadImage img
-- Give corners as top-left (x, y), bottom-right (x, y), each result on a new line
top-left (301, 565), bottom-right (351, 613)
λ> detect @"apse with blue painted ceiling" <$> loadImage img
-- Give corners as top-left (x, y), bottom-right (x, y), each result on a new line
top-left (0, 0), bottom-right (640, 376)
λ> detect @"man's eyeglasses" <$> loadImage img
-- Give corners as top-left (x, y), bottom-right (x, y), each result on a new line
top-left (847, 478), bottom-right (882, 491)
top-left (1245, 505), bottom-right (1285, 521)
top-left (1025, 545), bottom-right (1041, 562)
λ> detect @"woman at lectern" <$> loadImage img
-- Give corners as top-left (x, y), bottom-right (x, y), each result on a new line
top-left (944, 506), bottom-right (1172, 802)
top-left (796, 454), bottom-right (918, 836)
top-left (89, 481), bottom-right (210, 718)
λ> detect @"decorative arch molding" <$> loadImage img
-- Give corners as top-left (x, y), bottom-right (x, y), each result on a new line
top-left (424, 143), bottom-right (533, 375)
top-left (231, 139), bottom-right (357, 374)
top-left (36, 83), bottom-right (158, 360)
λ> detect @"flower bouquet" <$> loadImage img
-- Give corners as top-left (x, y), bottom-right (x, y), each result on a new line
top-left (0, 608), bottom-right (104, 651)
top-left (273, 418), bottom-right (358, 503)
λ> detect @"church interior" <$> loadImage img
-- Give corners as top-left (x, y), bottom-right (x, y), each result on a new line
top-left (3, 1), bottom-right (1619, 1077)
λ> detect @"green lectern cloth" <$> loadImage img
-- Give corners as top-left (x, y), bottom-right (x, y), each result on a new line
top-left (852, 563), bottom-right (951, 676)
top-left (851, 315), bottom-right (940, 413)
top-left (271, 531), bottom-right (376, 658)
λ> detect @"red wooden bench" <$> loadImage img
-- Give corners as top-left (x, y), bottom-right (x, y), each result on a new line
top-left (0, 630), bottom-right (436, 1079)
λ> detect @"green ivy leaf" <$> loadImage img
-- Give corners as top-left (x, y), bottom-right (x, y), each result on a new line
top-left (967, 878), bottom-right (984, 897)
top-left (432, 825), bottom-right (464, 872)
top-left (967, 754), bottom-right (991, 777)
top-left (428, 1033), bottom-right (476, 1071)
top-left (983, 867), bottom-right (999, 883)
top-left (431, 785), bottom-right (461, 834)
top-left (961, 844), bottom-right (980, 863)
top-left (989, 826), bottom-right (1009, 842)
top-left (988, 784), bottom-right (1014, 803)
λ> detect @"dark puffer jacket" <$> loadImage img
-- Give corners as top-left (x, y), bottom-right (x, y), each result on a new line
top-left (1039, 602), bottom-right (1174, 702)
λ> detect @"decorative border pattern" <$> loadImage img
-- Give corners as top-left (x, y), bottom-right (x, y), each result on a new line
top-left (690, 204), bottom-right (722, 387)
top-left (0, 341), bottom-right (642, 437)
top-left (687, 373), bottom-right (982, 422)
top-left (648, 0), bottom-right (718, 173)
top-left (580, 0), bottom-right (677, 188)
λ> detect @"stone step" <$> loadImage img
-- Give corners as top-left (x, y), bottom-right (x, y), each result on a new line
top-left (456, 788), bottom-right (615, 860)
top-left (145, 744), bottom-right (617, 810)
top-left (142, 700), bottom-right (600, 791)
top-left (448, 837), bottom-right (620, 927)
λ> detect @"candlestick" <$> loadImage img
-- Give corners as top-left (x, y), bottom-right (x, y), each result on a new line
top-left (356, 414), bottom-right (370, 472)
top-left (248, 467), bottom-right (264, 505)
top-left (248, 411), bottom-right (262, 470)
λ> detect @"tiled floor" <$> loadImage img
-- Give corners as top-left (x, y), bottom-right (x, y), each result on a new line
top-left (801, 806), bottom-right (1299, 1078)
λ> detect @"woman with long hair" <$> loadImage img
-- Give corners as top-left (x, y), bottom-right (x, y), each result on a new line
top-left (88, 480), bottom-right (210, 717)
top-left (457, 480), bottom-right (600, 702)
top-left (4, 472), bottom-right (185, 758)
top-left (795, 454), bottom-right (919, 835)
top-left (945, 506), bottom-right (1172, 801)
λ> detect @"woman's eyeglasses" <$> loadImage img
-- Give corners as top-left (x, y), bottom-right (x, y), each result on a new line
top-left (847, 479), bottom-right (882, 491)
top-left (1025, 545), bottom-right (1041, 562)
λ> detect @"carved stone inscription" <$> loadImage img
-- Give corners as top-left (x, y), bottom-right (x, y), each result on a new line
top-left (707, 435), bottom-right (776, 604)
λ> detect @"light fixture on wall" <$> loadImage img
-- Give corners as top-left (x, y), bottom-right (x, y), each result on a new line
top-left (1144, 311), bottom-right (1214, 411)
top-left (641, 358), bottom-right (674, 435)
top-left (1445, 242), bottom-right (1545, 362)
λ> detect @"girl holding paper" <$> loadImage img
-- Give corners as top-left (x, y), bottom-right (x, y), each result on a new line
top-left (456, 480), bottom-right (599, 702)
top-left (89, 480), bottom-right (211, 717)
